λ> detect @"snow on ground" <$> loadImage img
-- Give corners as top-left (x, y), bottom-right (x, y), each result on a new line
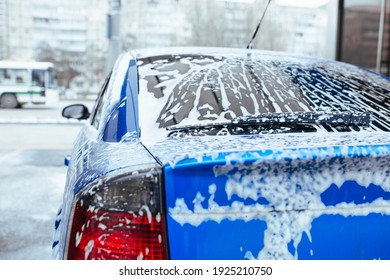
top-left (0, 123), bottom-right (83, 260)
top-left (0, 165), bottom-right (66, 259)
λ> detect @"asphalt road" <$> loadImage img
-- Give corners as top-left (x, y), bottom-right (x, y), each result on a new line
top-left (0, 100), bottom-right (94, 260)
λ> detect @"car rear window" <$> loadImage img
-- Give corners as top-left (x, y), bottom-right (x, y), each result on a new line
top-left (138, 53), bottom-right (390, 134)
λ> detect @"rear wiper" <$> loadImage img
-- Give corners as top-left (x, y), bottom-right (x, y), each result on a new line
top-left (232, 111), bottom-right (371, 126)
top-left (166, 111), bottom-right (370, 132)
top-left (166, 121), bottom-right (231, 131)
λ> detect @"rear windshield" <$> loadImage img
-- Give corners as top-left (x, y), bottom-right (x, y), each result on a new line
top-left (138, 53), bottom-right (390, 134)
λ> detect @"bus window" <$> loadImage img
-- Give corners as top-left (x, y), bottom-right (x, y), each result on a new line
top-left (0, 69), bottom-right (11, 83)
top-left (0, 69), bottom-right (28, 85)
top-left (15, 69), bottom-right (28, 84)
top-left (32, 69), bottom-right (45, 87)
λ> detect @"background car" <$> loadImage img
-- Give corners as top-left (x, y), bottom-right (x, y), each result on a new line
top-left (53, 47), bottom-right (390, 260)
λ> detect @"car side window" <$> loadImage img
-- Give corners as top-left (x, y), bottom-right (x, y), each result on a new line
top-left (91, 73), bottom-right (111, 129)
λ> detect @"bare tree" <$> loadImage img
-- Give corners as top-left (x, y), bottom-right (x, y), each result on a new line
top-left (34, 43), bottom-right (83, 89)
top-left (185, 0), bottom-right (226, 47)
top-left (84, 43), bottom-right (107, 94)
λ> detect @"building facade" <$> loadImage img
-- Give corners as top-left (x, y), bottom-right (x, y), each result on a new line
top-left (1, 0), bottom-right (388, 96)
top-left (0, 0), bottom-right (106, 95)
top-left (0, 0), bottom-right (6, 59)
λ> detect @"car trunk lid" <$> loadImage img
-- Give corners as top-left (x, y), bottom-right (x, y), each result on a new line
top-left (147, 132), bottom-right (390, 259)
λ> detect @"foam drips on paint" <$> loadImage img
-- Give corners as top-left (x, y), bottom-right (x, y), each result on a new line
top-left (168, 144), bottom-right (390, 259)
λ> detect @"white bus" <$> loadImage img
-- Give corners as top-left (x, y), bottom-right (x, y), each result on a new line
top-left (0, 61), bottom-right (58, 108)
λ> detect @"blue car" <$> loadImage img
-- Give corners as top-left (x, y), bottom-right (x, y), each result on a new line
top-left (53, 47), bottom-right (390, 260)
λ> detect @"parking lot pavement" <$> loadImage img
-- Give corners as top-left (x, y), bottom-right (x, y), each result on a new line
top-left (0, 123), bottom-right (82, 260)
top-left (0, 99), bottom-right (94, 259)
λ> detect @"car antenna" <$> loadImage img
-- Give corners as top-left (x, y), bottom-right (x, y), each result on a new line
top-left (246, 0), bottom-right (272, 49)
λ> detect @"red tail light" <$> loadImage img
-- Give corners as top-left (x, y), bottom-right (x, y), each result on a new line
top-left (66, 167), bottom-right (168, 260)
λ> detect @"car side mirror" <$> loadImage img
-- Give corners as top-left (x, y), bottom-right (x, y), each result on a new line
top-left (62, 104), bottom-right (90, 120)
